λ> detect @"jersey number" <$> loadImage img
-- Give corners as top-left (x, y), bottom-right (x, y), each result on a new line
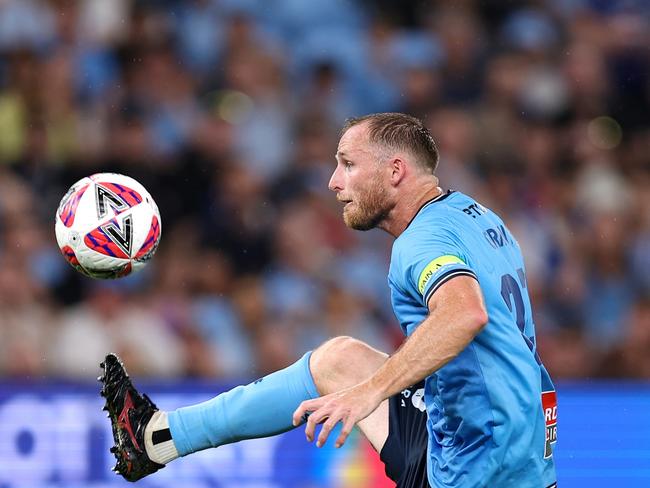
top-left (500, 271), bottom-right (541, 364)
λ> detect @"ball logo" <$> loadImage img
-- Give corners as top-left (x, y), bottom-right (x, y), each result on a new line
top-left (95, 184), bottom-right (129, 219)
top-left (101, 215), bottom-right (133, 256)
top-left (91, 183), bottom-right (140, 258)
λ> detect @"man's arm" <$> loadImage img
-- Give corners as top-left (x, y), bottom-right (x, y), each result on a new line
top-left (368, 274), bottom-right (488, 399)
top-left (292, 275), bottom-right (488, 448)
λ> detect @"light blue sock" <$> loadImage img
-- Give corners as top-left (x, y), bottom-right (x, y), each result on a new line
top-left (168, 351), bottom-right (319, 455)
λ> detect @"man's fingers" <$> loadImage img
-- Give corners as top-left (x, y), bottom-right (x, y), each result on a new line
top-left (335, 417), bottom-right (356, 448)
top-left (304, 413), bottom-right (317, 442)
top-left (292, 400), bottom-right (310, 426)
top-left (295, 388), bottom-right (372, 449)
top-left (293, 398), bottom-right (321, 426)
top-left (305, 407), bottom-right (330, 442)
top-left (316, 415), bottom-right (341, 448)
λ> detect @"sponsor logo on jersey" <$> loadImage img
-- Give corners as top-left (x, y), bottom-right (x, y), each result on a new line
top-left (542, 390), bottom-right (558, 459)
top-left (418, 255), bottom-right (465, 295)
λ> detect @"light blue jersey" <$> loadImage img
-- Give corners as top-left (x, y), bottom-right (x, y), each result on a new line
top-left (388, 190), bottom-right (557, 488)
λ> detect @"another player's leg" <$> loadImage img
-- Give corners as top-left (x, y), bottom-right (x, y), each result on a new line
top-left (100, 336), bottom-right (391, 481)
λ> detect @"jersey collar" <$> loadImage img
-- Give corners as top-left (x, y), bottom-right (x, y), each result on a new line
top-left (404, 189), bottom-right (454, 230)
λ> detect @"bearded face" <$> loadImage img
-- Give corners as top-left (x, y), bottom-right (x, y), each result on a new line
top-left (330, 123), bottom-right (397, 231)
top-left (341, 171), bottom-right (394, 231)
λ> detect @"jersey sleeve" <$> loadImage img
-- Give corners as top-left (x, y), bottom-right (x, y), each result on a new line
top-left (396, 222), bottom-right (478, 307)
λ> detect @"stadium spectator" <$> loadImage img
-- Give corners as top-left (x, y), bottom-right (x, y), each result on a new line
top-left (0, 0), bottom-right (647, 382)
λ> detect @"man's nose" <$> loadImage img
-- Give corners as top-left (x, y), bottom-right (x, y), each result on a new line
top-left (328, 167), bottom-right (342, 192)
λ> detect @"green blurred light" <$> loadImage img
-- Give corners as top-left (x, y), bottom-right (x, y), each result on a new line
top-left (216, 90), bottom-right (254, 125)
top-left (587, 116), bottom-right (622, 150)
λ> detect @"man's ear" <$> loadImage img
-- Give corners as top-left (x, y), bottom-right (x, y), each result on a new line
top-left (389, 158), bottom-right (407, 187)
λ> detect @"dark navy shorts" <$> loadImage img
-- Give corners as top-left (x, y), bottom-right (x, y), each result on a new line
top-left (378, 383), bottom-right (559, 488)
top-left (379, 381), bottom-right (430, 488)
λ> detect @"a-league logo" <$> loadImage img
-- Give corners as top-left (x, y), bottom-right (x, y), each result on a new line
top-left (400, 388), bottom-right (426, 412)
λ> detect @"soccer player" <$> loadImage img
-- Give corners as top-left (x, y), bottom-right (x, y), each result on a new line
top-left (100, 113), bottom-right (557, 487)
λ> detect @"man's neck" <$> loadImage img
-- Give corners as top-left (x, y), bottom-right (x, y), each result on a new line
top-left (379, 183), bottom-right (444, 238)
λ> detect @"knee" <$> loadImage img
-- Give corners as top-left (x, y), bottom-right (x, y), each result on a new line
top-left (312, 336), bottom-right (361, 366)
top-left (310, 336), bottom-right (387, 395)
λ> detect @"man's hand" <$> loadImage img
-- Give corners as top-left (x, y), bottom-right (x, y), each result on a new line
top-left (292, 382), bottom-right (383, 448)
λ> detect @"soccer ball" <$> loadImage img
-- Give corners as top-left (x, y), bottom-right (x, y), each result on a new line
top-left (55, 173), bottom-right (161, 279)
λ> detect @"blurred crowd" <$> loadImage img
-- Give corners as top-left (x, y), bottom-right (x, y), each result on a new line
top-left (0, 0), bottom-right (648, 381)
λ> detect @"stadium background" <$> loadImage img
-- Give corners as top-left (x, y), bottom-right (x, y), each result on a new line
top-left (0, 0), bottom-right (648, 486)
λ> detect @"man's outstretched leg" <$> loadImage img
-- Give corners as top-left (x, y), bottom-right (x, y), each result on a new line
top-left (99, 336), bottom-right (389, 481)
top-left (99, 354), bottom-right (165, 481)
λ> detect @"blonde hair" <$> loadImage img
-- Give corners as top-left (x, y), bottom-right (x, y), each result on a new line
top-left (341, 113), bottom-right (439, 173)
